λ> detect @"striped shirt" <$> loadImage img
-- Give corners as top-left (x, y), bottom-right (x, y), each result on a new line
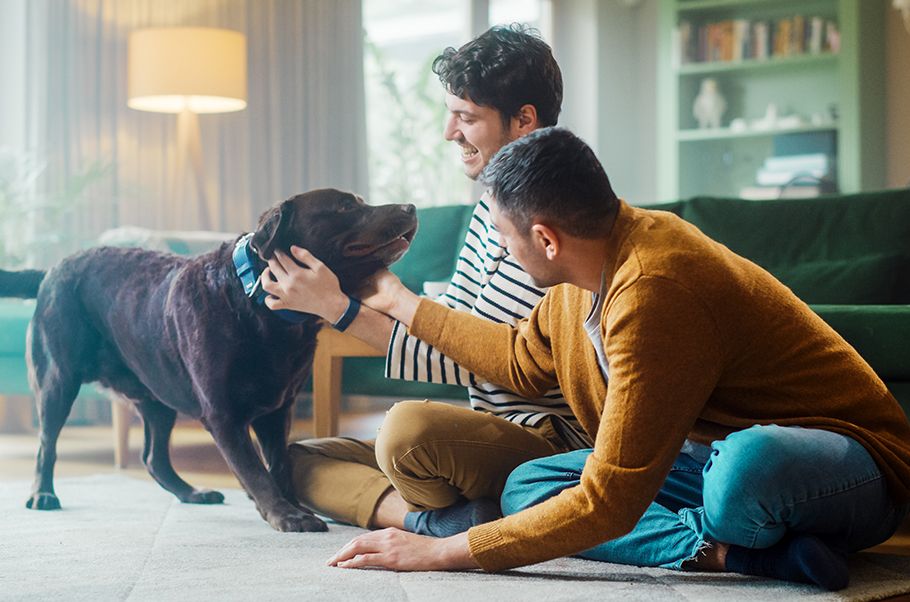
top-left (385, 198), bottom-right (591, 449)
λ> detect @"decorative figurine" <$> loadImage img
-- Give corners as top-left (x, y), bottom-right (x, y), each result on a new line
top-left (693, 78), bottom-right (726, 129)
top-left (751, 102), bottom-right (779, 131)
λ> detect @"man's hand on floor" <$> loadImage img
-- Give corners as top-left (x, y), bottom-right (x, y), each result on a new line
top-left (327, 528), bottom-right (478, 572)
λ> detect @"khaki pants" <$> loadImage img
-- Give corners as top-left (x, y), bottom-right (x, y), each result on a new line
top-left (288, 400), bottom-right (569, 528)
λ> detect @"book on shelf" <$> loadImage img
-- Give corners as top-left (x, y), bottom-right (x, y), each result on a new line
top-left (792, 15), bottom-right (805, 57)
top-left (756, 167), bottom-right (830, 186)
top-left (754, 152), bottom-right (834, 186)
top-left (774, 18), bottom-right (792, 56)
top-left (676, 14), bottom-right (839, 65)
top-left (809, 16), bottom-right (825, 54)
top-left (764, 152), bottom-right (831, 172)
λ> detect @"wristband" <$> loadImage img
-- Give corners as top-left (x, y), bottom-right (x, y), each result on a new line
top-left (331, 296), bottom-right (361, 332)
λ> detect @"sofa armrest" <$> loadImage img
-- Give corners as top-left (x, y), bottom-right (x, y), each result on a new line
top-left (811, 304), bottom-right (910, 380)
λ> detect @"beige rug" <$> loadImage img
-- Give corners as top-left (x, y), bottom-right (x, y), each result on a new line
top-left (1, 474), bottom-right (908, 601)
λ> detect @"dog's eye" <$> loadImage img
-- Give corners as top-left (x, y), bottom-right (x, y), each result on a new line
top-left (337, 202), bottom-right (356, 213)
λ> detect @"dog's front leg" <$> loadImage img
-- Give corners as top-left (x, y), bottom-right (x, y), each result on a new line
top-left (207, 418), bottom-right (327, 532)
top-left (251, 402), bottom-right (299, 506)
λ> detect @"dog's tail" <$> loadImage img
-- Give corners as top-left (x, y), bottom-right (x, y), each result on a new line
top-left (0, 269), bottom-right (46, 298)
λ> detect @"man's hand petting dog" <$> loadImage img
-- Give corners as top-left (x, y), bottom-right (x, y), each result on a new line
top-left (264, 246), bottom-right (421, 327)
top-left (263, 247), bottom-right (348, 321)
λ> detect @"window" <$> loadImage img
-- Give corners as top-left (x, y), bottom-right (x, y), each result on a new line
top-left (489, 0), bottom-right (551, 37)
top-left (363, 0), bottom-right (552, 208)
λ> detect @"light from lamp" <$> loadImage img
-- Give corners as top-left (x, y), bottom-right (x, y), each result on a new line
top-left (128, 27), bottom-right (247, 114)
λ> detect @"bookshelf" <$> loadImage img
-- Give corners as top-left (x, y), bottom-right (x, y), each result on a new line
top-left (677, 123), bottom-right (836, 142)
top-left (657, 0), bottom-right (885, 200)
top-left (677, 52), bottom-right (838, 76)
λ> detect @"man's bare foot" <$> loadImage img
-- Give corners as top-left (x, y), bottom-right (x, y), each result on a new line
top-left (685, 541), bottom-right (729, 571)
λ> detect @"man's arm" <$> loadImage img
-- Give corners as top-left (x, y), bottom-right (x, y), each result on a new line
top-left (364, 270), bottom-right (558, 400)
top-left (262, 244), bottom-right (534, 390)
top-left (335, 304), bottom-right (396, 351)
top-left (261, 248), bottom-right (396, 351)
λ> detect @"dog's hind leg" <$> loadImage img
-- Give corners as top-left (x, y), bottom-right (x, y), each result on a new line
top-left (135, 398), bottom-right (224, 504)
top-left (25, 277), bottom-right (106, 510)
top-left (251, 401), bottom-right (298, 506)
top-left (25, 368), bottom-right (81, 510)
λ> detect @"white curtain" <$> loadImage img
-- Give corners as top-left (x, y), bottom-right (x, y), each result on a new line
top-left (25, 0), bottom-right (367, 262)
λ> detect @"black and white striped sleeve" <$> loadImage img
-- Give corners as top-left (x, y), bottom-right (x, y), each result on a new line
top-left (384, 204), bottom-right (489, 385)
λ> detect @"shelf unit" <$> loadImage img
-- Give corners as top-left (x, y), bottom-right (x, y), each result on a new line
top-left (657, 0), bottom-right (885, 200)
top-left (677, 51), bottom-right (837, 75)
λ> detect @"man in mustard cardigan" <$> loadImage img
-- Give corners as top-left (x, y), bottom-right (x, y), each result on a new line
top-left (263, 128), bottom-right (910, 591)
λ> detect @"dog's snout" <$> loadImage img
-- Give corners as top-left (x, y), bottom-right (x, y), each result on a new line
top-left (401, 204), bottom-right (416, 215)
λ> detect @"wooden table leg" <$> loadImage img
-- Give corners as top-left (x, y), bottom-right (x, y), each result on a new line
top-left (313, 351), bottom-right (343, 438)
top-left (312, 328), bottom-right (385, 439)
top-left (0, 394), bottom-right (33, 433)
top-left (110, 397), bottom-right (132, 469)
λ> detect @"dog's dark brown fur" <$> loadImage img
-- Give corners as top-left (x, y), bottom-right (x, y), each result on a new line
top-left (1, 189), bottom-right (416, 532)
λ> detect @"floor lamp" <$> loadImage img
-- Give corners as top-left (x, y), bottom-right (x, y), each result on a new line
top-left (127, 27), bottom-right (247, 229)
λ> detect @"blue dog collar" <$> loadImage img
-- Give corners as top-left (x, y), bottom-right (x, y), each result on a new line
top-left (232, 233), bottom-right (310, 324)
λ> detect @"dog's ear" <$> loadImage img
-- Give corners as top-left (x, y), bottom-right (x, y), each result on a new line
top-left (252, 200), bottom-right (293, 259)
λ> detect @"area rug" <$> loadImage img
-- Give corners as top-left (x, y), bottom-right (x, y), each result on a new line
top-left (1, 474), bottom-right (908, 601)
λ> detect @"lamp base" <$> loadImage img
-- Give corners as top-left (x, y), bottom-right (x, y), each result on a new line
top-left (173, 108), bottom-right (219, 230)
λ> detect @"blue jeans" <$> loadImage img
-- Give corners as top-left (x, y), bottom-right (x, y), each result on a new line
top-left (501, 425), bottom-right (909, 569)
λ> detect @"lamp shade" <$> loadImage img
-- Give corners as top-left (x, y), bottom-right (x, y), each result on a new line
top-left (128, 27), bottom-right (247, 114)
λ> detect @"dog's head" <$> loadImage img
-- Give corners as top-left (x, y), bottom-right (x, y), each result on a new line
top-left (251, 188), bottom-right (418, 292)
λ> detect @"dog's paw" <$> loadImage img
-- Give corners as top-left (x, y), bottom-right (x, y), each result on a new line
top-left (182, 489), bottom-right (225, 504)
top-left (25, 492), bottom-right (61, 510)
top-left (269, 509), bottom-right (328, 533)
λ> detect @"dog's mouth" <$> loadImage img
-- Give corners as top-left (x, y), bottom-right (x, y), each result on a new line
top-left (343, 225), bottom-right (417, 261)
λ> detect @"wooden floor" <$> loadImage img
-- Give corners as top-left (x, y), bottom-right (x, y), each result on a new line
top-left (2, 412), bottom-right (909, 566)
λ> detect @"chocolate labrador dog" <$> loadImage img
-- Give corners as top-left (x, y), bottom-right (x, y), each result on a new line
top-left (1, 188), bottom-right (417, 532)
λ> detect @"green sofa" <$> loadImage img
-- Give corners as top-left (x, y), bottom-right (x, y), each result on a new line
top-left (0, 299), bottom-right (34, 396)
top-left (649, 188), bottom-right (910, 416)
top-left (2, 189), bottom-right (909, 421)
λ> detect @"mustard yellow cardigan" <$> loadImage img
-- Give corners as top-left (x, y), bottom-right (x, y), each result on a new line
top-left (409, 200), bottom-right (910, 572)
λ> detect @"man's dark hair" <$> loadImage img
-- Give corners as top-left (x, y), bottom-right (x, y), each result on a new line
top-left (432, 24), bottom-right (562, 128)
top-left (479, 128), bottom-right (619, 239)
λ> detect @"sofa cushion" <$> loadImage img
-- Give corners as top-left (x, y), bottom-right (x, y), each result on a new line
top-left (0, 358), bottom-right (31, 394)
top-left (771, 254), bottom-right (903, 305)
top-left (390, 204), bottom-right (474, 294)
top-left (679, 190), bottom-right (910, 303)
top-left (0, 299), bottom-right (35, 356)
top-left (811, 304), bottom-right (910, 380)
